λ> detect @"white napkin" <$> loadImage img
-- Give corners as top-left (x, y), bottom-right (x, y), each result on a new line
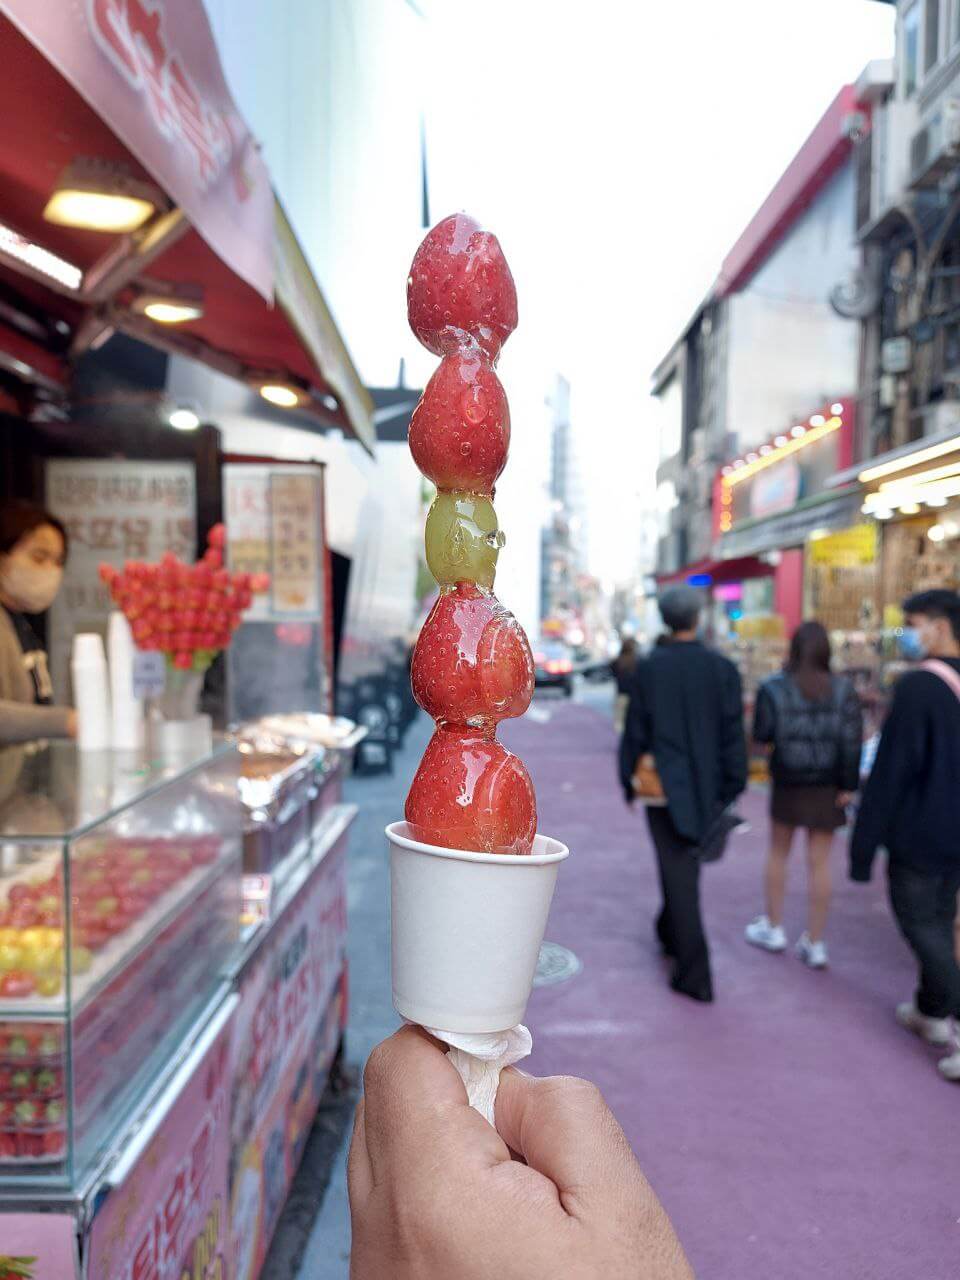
top-left (424, 1024), bottom-right (533, 1126)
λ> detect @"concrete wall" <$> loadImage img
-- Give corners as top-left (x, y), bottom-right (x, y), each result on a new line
top-left (725, 163), bottom-right (860, 451)
top-left (202, 0), bottom-right (428, 388)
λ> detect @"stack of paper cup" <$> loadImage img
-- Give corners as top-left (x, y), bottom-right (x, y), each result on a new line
top-left (71, 633), bottom-right (111, 751)
top-left (108, 612), bottom-right (144, 750)
top-left (386, 821), bottom-right (570, 1034)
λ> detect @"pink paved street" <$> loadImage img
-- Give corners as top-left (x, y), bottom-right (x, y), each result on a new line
top-left (504, 701), bottom-right (958, 1280)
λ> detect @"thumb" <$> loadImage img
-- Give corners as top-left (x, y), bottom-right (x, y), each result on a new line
top-left (494, 1071), bottom-right (642, 1211)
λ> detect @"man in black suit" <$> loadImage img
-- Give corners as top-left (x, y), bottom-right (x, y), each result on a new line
top-left (619, 586), bottom-right (747, 1002)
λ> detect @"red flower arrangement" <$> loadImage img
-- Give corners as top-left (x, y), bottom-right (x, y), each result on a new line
top-left (98, 523), bottom-right (269, 673)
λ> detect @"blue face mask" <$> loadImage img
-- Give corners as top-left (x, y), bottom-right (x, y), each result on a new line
top-left (898, 627), bottom-right (926, 661)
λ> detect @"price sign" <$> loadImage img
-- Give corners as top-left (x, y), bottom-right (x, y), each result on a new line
top-left (132, 650), bottom-right (167, 699)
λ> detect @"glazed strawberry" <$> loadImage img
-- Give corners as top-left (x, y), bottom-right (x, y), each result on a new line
top-left (404, 727), bottom-right (536, 856)
top-left (411, 584), bottom-right (533, 727)
top-left (409, 352), bottom-right (510, 494)
top-left (407, 213), bottom-right (518, 361)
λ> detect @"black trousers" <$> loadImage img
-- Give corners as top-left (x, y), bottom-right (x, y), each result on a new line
top-left (888, 863), bottom-right (960, 1020)
top-left (646, 807), bottom-right (713, 1002)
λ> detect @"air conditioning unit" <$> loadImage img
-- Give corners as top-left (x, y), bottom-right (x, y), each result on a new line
top-left (910, 101), bottom-right (960, 189)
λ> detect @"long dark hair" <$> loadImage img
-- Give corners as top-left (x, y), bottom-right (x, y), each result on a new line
top-left (0, 503), bottom-right (68, 559)
top-left (786, 620), bottom-right (832, 701)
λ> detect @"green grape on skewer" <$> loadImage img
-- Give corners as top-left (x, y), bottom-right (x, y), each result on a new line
top-left (425, 491), bottom-right (505, 590)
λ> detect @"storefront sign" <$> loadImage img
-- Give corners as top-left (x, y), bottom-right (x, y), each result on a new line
top-left (45, 459), bottom-right (196, 700)
top-left (269, 473), bottom-right (322, 615)
top-left (229, 841), bottom-right (347, 1280)
top-left (2, 0), bottom-right (275, 301)
top-left (749, 459), bottom-right (801, 519)
top-left (85, 1008), bottom-right (234, 1280)
top-left (808, 524), bottom-right (877, 567)
top-left (0, 1214), bottom-right (79, 1279)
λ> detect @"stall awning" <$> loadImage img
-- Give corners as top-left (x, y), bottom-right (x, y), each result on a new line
top-left (656, 555), bottom-right (773, 588)
top-left (0, 4), bottom-right (374, 453)
top-left (717, 486), bottom-right (864, 559)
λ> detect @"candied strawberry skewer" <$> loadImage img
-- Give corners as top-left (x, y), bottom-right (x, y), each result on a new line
top-left (404, 214), bottom-right (537, 855)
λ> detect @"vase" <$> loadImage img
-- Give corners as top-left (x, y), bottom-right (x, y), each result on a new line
top-left (149, 669), bottom-right (212, 759)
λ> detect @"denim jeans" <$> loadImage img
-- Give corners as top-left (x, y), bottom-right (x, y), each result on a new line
top-left (888, 863), bottom-right (960, 1020)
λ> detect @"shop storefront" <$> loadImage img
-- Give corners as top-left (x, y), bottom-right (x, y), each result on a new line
top-left (0, 4), bottom-right (372, 1273)
top-left (713, 399), bottom-right (874, 690)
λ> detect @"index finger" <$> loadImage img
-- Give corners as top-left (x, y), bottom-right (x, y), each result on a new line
top-left (361, 1026), bottom-right (510, 1183)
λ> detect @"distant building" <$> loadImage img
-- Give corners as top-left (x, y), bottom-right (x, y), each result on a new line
top-left (540, 375), bottom-right (588, 631)
top-left (650, 75), bottom-right (887, 583)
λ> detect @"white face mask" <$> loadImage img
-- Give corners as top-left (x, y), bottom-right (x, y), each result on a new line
top-left (0, 556), bottom-right (63, 614)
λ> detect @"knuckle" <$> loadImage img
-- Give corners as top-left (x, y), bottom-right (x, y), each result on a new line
top-left (362, 1040), bottom-right (391, 1095)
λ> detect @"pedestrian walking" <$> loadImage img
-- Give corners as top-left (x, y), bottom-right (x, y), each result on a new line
top-left (850, 589), bottom-right (960, 1083)
top-left (745, 621), bottom-right (862, 969)
top-left (619, 586), bottom-right (747, 1003)
top-left (611, 634), bottom-right (638, 734)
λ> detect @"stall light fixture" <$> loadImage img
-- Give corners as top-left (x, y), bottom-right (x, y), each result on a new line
top-left (132, 283), bottom-right (204, 325)
top-left (928, 524), bottom-right (946, 542)
top-left (859, 434), bottom-right (960, 483)
top-left (831, 403), bottom-right (844, 415)
top-left (746, 451), bottom-right (759, 463)
top-left (259, 382), bottom-right (304, 408)
top-left (899, 502), bottom-right (921, 514)
top-left (791, 425), bottom-right (807, 438)
top-left (168, 407), bottom-right (200, 431)
top-left (775, 435), bottom-right (788, 447)
top-left (809, 414), bottom-right (826, 427)
top-left (926, 495), bottom-right (949, 507)
top-left (43, 159), bottom-right (161, 233)
top-left (760, 444), bottom-right (773, 456)
top-left (0, 220), bottom-right (82, 291)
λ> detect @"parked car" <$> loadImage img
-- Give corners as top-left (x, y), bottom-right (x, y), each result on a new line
top-left (533, 640), bottom-right (575, 696)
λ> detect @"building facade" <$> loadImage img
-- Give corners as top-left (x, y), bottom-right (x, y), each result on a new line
top-left (651, 81), bottom-right (882, 585)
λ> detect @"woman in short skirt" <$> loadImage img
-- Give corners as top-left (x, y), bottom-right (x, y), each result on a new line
top-left (745, 622), bottom-right (863, 968)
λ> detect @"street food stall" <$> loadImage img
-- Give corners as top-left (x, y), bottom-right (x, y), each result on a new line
top-left (0, 2), bottom-right (372, 1273)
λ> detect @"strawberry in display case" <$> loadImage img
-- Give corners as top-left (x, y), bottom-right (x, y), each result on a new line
top-left (0, 1024), bottom-right (66, 1164)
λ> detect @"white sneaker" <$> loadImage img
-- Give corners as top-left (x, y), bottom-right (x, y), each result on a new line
top-left (895, 1001), bottom-right (954, 1047)
top-left (796, 933), bottom-right (829, 969)
top-left (937, 1046), bottom-right (960, 1081)
top-left (745, 916), bottom-right (787, 953)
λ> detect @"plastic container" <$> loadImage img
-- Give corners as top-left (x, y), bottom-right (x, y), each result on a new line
top-left (108, 611), bottom-right (144, 750)
top-left (71, 633), bottom-right (111, 750)
top-left (386, 820), bottom-right (569, 1033)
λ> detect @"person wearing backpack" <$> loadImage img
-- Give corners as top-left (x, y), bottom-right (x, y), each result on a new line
top-left (850, 589), bottom-right (960, 1083)
top-left (745, 621), bottom-right (863, 969)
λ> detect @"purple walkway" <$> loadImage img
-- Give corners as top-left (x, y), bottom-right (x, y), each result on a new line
top-left (502, 702), bottom-right (957, 1280)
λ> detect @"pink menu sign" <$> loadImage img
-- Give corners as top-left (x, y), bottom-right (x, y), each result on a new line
top-left (85, 1007), bottom-right (234, 1280)
top-left (0, 1214), bottom-right (78, 1279)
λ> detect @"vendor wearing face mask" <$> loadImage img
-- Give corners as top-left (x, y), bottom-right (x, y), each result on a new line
top-left (0, 503), bottom-right (76, 744)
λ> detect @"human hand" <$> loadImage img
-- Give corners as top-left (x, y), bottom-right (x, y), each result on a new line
top-left (65, 709), bottom-right (78, 739)
top-left (348, 1025), bottom-right (692, 1280)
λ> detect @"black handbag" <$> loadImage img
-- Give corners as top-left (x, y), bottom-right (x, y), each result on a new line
top-left (697, 808), bottom-right (742, 863)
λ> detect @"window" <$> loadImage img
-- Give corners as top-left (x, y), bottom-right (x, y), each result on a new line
top-left (925, 0), bottom-right (940, 71)
top-left (903, 3), bottom-right (920, 94)
top-left (955, 0), bottom-right (960, 45)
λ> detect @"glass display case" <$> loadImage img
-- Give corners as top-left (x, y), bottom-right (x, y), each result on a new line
top-left (0, 741), bottom-right (241, 1192)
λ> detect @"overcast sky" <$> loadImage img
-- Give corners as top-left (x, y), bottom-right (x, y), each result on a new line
top-left (420, 0), bottom-right (895, 589)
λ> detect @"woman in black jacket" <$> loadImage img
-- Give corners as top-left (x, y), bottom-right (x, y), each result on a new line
top-left (745, 621), bottom-right (862, 969)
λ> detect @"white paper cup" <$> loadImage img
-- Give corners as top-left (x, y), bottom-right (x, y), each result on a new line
top-left (386, 820), bottom-right (570, 1033)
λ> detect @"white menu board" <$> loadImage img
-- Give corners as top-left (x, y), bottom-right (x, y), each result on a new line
top-left (45, 459), bottom-right (197, 698)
